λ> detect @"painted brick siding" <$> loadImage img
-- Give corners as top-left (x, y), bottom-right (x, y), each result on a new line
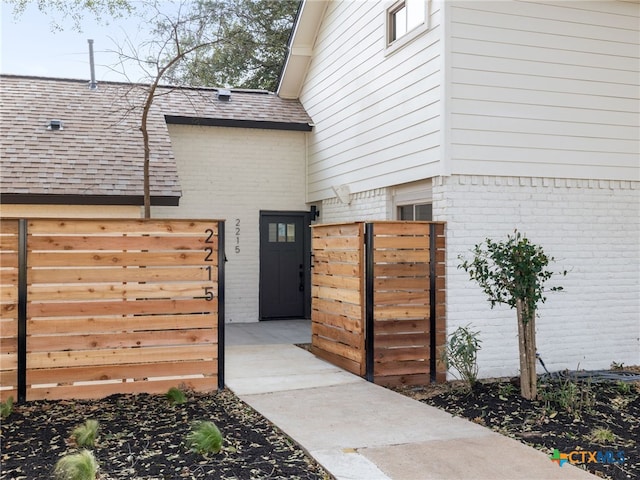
top-left (433, 174), bottom-right (640, 378)
top-left (153, 124), bottom-right (307, 323)
top-left (320, 188), bottom-right (391, 223)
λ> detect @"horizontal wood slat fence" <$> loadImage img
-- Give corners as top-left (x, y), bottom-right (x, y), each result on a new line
top-left (0, 218), bottom-right (225, 402)
top-left (311, 223), bottom-right (365, 376)
top-left (311, 221), bottom-right (446, 386)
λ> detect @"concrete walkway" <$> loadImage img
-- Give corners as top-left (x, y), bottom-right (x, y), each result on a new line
top-left (225, 321), bottom-right (594, 480)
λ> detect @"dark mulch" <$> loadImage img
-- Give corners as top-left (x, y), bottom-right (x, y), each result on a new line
top-left (0, 388), bottom-right (331, 480)
top-left (394, 373), bottom-right (639, 480)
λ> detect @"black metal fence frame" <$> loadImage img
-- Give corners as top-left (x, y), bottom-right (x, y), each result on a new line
top-left (363, 222), bottom-right (440, 383)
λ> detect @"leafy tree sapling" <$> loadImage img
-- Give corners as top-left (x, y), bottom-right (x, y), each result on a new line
top-left (459, 230), bottom-right (565, 400)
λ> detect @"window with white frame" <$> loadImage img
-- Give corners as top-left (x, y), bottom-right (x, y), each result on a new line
top-left (398, 203), bottom-right (432, 221)
top-left (388, 0), bottom-right (426, 44)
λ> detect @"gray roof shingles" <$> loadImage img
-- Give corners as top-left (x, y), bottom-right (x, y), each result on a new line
top-left (0, 75), bottom-right (312, 203)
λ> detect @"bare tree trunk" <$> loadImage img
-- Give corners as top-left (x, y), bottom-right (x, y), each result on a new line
top-left (141, 120), bottom-right (151, 219)
top-left (138, 42), bottom-right (218, 219)
top-left (524, 308), bottom-right (537, 399)
top-left (516, 299), bottom-right (530, 398)
top-left (517, 299), bottom-right (538, 400)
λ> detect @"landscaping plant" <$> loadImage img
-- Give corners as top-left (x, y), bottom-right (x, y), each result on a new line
top-left (459, 230), bottom-right (565, 400)
top-left (166, 386), bottom-right (187, 405)
top-left (539, 376), bottom-right (595, 418)
top-left (588, 427), bottom-right (616, 444)
top-left (72, 420), bottom-right (99, 448)
top-left (54, 449), bottom-right (98, 480)
top-left (1, 396), bottom-right (13, 420)
top-left (186, 420), bottom-right (223, 455)
top-left (441, 325), bottom-right (481, 390)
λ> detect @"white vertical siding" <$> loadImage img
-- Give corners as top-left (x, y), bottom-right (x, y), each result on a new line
top-left (301, 0), bottom-right (446, 202)
top-left (448, 0), bottom-right (640, 180)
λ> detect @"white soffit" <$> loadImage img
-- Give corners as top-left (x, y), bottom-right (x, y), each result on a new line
top-left (278, 0), bottom-right (329, 99)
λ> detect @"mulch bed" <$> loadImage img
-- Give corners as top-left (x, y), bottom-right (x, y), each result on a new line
top-left (394, 373), bottom-right (639, 480)
top-left (0, 388), bottom-right (330, 480)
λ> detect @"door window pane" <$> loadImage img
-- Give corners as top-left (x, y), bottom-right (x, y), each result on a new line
top-left (269, 223), bottom-right (277, 242)
top-left (287, 223), bottom-right (295, 242)
top-left (278, 223), bottom-right (286, 242)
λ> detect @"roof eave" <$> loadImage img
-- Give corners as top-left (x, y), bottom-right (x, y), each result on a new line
top-left (0, 193), bottom-right (181, 207)
top-left (277, 0), bottom-right (329, 99)
top-left (165, 115), bottom-right (313, 132)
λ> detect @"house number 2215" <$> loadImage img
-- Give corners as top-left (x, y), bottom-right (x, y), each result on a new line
top-left (203, 228), bottom-right (214, 301)
top-left (235, 218), bottom-right (240, 254)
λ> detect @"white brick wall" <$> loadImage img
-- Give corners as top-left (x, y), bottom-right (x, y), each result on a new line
top-left (434, 175), bottom-right (640, 378)
top-left (153, 124), bottom-right (307, 323)
top-left (320, 188), bottom-right (392, 223)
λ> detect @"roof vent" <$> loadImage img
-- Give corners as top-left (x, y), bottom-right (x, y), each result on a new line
top-left (217, 89), bottom-right (231, 102)
top-left (88, 39), bottom-right (98, 90)
top-left (47, 119), bottom-right (64, 131)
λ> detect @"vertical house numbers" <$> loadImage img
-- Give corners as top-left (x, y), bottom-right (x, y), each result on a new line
top-left (235, 218), bottom-right (240, 254)
top-left (204, 228), bottom-right (214, 301)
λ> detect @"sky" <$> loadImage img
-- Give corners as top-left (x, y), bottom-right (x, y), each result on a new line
top-left (0, 1), bottom-right (162, 83)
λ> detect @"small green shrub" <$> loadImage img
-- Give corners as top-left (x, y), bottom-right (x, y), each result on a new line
top-left (166, 386), bottom-right (187, 405)
top-left (1, 396), bottom-right (14, 420)
top-left (498, 382), bottom-right (517, 400)
top-left (539, 376), bottom-right (595, 418)
top-left (72, 420), bottom-right (99, 448)
top-left (441, 325), bottom-right (482, 389)
top-left (54, 449), bottom-right (98, 480)
top-left (186, 420), bottom-right (223, 455)
top-left (615, 381), bottom-right (631, 395)
top-left (588, 427), bottom-right (616, 444)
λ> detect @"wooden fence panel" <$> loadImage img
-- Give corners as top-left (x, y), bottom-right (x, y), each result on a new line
top-left (311, 223), bottom-right (365, 376)
top-left (0, 218), bottom-right (222, 401)
top-left (0, 220), bottom-right (19, 401)
top-left (310, 221), bottom-right (446, 386)
top-left (431, 222), bottom-right (447, 383)
top-left (371, 222), bottom-right (431, 386)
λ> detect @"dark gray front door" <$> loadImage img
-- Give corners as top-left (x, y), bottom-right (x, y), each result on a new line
top-left (259, 212), bottom-right (309, 319)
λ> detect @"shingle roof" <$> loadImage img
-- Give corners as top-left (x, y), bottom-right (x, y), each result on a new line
top-left (0, 75), bottom-right (312, 204)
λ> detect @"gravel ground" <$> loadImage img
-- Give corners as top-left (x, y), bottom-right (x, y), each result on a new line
top-left (1, 388), bottom-right (332, 480)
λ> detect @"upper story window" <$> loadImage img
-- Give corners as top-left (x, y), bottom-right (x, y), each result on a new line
top-left (388, 0), bottom-right (426, 44)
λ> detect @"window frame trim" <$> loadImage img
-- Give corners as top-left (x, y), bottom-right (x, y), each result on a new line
top-left (396, 202), bottom-right (433, 221)
top-left (385, 0), bottom-right (430, 56)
